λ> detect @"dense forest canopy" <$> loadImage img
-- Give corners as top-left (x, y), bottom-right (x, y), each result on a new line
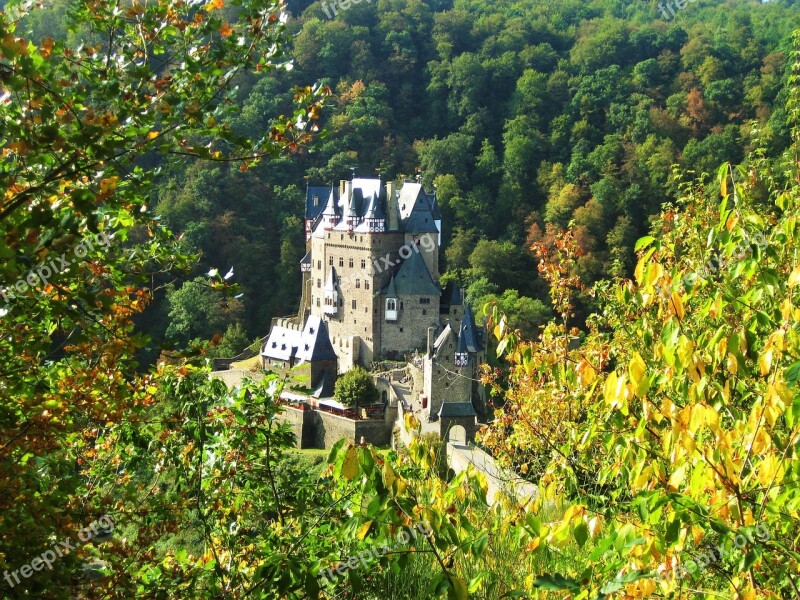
top-left (149, 0), bottom-right (800, 352)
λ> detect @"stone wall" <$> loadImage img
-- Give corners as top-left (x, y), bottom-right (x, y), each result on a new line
top-left (209, 369), bottom-right (265, 389)
top-left (313, 410), bottom-right (393, 449)
top-left (379, 294), bottom-right (441, 359)
top-left (275, 405), bottom-right (315, 449)
top-left (276, 405), bottom-right (394, 449)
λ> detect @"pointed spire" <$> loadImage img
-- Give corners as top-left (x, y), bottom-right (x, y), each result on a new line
top-left (363, 192), bottom-right (386, 231)
top-left (321, 186), bottom-right (339, 228)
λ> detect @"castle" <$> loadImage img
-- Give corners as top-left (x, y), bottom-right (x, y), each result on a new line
top-left (251, 177), bottom-right (485, 445)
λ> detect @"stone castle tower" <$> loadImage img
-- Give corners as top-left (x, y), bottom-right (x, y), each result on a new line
top-left (300, 178), bottom-right (445, 368)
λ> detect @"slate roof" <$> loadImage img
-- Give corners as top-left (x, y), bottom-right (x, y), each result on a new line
top-left (262, 326), bottom-right (301, 362)
top-left (295, 315), bottom-right (337, 362)
top-left (388, 251), bottom-right (440, 296)
top-left (262, 315), bottom-right (337, 364)
top-left (305, 186), bottom-right (332, 222)
top-left (300, 249), bottom-right (311, 268)
top-left (432, 324), bottom-right (452, 351)
top-left (438, 402), bottom-right (476, 417)
top-left (384, 276), bottom-right (398, 299)
top-left (458, 304), bottom-right (481, 353)
top-left (397, 182), bottom-right (439, 234)
top-left (307, 178), bottom-right (439, 236)
top-left (440, 282), bottom-right (464, 308)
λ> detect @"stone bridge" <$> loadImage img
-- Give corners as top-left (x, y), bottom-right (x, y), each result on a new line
top-left (445, 437), bottom-right (538, 506)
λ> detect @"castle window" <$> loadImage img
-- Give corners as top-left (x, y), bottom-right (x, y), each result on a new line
top-left (400, 302), bottom-right (403, 309)
top-left (356, 279), bottom-right (360, 289)
top-left (361, 259), bottom-right (366, 269)
top-left (452, 308), bottom-right (458, 315)
top-left (340, 234), bottom-right (343, 240)
top-left (317, 279), bottom-right (321, 288)
top-left (313, 196), bottom-right (320, 206)
top-left (352, 299), bottom-right (357, 309)
top-left (385, 298), bottom-right (397, 321)
top-left (349, 258), bottom-right (354, 268)
top-left (420, 298), bottom-right (430, 304)
top-left (316, 298), bottom-right (320, 307)
top-left (317, 260), bottom-right (321, 270)
top-left (365, 281), bottom-right (369, 290)
top-left (329, 256), bottom-right (333, 266)
top-left (339, 257), bottom-right (344, 267)
top-left (339, 297), bottom-right (343, 306)
top-left (399, 327), bottom-right (403, 332)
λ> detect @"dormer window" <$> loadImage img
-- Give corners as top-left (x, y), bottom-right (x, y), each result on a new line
top-left (313, 196), bottom-right (320, 206)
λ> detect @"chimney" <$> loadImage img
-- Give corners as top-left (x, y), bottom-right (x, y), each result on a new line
top-left (340, 179), bottom-right (347, 197)
top-left (387, 181), bottom-right (399, 231)
top-left (344, 180), bottom-right (352, 205)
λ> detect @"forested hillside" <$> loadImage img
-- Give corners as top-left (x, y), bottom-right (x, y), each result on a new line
top-left (3, 1), bottom-right (800, 597)
top-left (141, 0), bottom-right (800, 352)
top-left (21, 0), bottom-right (794, 352)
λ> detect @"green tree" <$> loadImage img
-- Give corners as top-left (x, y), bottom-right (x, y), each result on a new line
top-left (334, 366), bottom-right (379, 414)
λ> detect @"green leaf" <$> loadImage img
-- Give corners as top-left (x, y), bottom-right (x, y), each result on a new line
top-left (574, 521), bottom-right (589, 548)
top-left (665, 518), bottom-right (681, 545)
top-left (448, 575), bottom-right (468, 600)
top-left (532, 574), bottom-right (581, 592)
top-left (785, 361), bottom-right (800, 389)
top-left (634, 236), bottom-right (656, 252)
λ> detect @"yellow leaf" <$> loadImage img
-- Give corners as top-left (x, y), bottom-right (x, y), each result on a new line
top-left (789, 266), bottom-right (800, 289)
top-left (668, 463), bottom-right (687, 490)
top-left (219, 22), bottom-right (233, 36)
top-left (759, 349), bottom-right (772, 376)
top-left (670, 291), bottom-right (684, 320)
top-left (629, 352), bottom-right (646, 387)
top-left (727, 353), bottom-right (738, 375)
top-left (341, 446), bottom-right (359, 481)
top-left (633, 465), bottom-right (652, 490)
top-left (576, 359), bottom-right (596, 386)
top-left (147, 131), bottom-right (159, 140)
top-left (588, 516), bottom-right (603, 537)
top-left (383, 462), bottom-right (396, 490)
top-left (356, 520), bottom-right (372, 540)
top-left (526, 536), bottom-right (541, 552)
